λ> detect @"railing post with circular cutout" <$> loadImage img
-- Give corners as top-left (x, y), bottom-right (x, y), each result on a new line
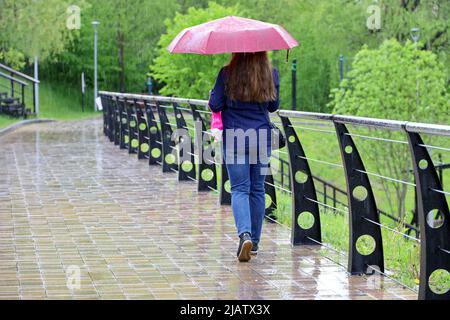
top-left (220, 161), bottom-right (231, 205)
top-left (107, 96), bottom-right (116, 143)
top-left (144, 101), bottom-right (162, 165)
top-left (112, 97), bottom-right (120, 146)
top-left (100, 94), bottom-right (109, 137)
top-left (102, 94), bottom-right (112, 141)
top-left (118, 98), bottom-right (128, 150)
top-left (405, 130), bottom-right (450, 300)
top-left (126, 100), bottom-right (138, 154)
top-left (135, 101), bottom-right (149, 160)
top-left (190, 104), bottom-right (217, 192)
top-left (334, 122), bottom-right (384, 275)
top-left (173, 102), bottom-right (196, 182)
top-left (264, 165), bottom-right (278, 222)
top-left (280, 116), bottom-right (321, 245)
top-left (156, 101), bottom-right (178, 173)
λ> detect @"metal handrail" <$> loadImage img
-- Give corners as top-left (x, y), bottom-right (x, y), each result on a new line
top-left (0, 63), bottom-right (39, 84)
top-left (0, 71), bottom-right (28, 86)
top-left (405, 122), bottom-right (450, 137)
top-left (279, 110), bottom-right (450, 137)
top-left (99, 91), bottom-right (208, 107)
top-left (100, 92), bottom-right (450, 136)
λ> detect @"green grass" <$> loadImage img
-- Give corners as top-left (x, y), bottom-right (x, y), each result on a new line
top-left (272, 190), bottom-right (423, 288)
top-left (38, 81), bottom-right (99, 120)
top-left (0, 76), bottom-right (100, 121)
top-left (0, 114), bottom-right (20, 129)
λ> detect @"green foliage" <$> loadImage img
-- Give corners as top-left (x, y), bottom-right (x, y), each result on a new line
top-left (178, 0), bottom-right (210, 11)
top-left (241, 0), bottom-right (373, 111)
top-left (151, 0), bottom-right (372, 108)
top-left (328, 39), bottom-right (449, 218)
top-left (40, 0), bottom-right (180, 93)
top-left (379, 0), bottom-right (450, 76)
top-left (150, 2), bottom-right (240, 99)
top-left (237, 0), bottom-right (450, 111)
top-left (0, 0), bottom-right (84, 61)
top-left (0, 48), bottom-right (26, 69)
top-left (2, 0), bottom-right (449, 114)
top-left (329, 39), bottom-right (449, 122)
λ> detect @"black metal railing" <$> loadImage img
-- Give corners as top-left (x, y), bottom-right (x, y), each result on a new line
top-left (0, 71), bottom-right (28, 117)
top-left (0, 63), bottom-right (39, 116)
top-left (99, 91), bottom-right (450, 300)
top-left (279, 110), bottom-right (449, 300)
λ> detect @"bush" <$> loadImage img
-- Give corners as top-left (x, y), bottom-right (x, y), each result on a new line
top-left (150, 2), bottom-right (241, 99)
top-left (328, 39), bottom-right (449, 123)
top-left (328, 39), bottom-right (449, 219)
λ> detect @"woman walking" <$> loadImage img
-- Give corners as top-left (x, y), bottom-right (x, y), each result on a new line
top-left (168, 15), bottom-right (297, 262)
top-left (208, 52), bottom-right (280, 262)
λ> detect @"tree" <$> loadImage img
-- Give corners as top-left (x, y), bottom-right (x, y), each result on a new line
top-left (0, 49), bottom-right (25, 69)
top-left (178, 0), bottom-right (210, 11)
top-left (0, 0), bottom-right (83, 63)
top-left (236, 0), bottom-right (450, 111)
top-left (39, 0), bottom-right (179, 92)
top-left (380, 0), bottom-right (449, 76)
top-left (328, 39), bottom-right (449, 219)
top-left (239, 0), bottom-right (375, 111)
top-left (106, 0), bottom-right (180, 92)
top-left (150, 2), bottom-right (240, 99)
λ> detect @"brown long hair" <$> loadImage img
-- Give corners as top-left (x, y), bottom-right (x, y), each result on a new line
top-left (224, 52), bottom-right (276, 103)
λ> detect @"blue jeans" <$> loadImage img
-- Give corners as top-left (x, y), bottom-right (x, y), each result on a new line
top-left (225, 152), bottom-right (269, 245)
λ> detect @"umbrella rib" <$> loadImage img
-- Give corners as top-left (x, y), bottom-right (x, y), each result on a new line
top-left (168, 29), bottom-right (191, 53)
top-left (273, 25), bottom-right (298, 46)
top-left (203, 30), bottom-right (214, 55)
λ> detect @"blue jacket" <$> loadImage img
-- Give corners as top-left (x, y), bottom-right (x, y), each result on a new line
top-left (208, 67), bottom-right (280, 154)
top-left (208, 67), bottom-right (280, 131)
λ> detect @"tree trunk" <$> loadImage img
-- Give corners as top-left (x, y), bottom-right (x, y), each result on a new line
top-left (117, 31), bottom-right (125, 93)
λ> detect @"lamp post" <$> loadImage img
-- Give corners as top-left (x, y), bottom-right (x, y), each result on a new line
top-left (411, 28), bottom-right (421, 45)
top-left (146, 77), bottom-right (153, 95)
top-left (291, 58), bottom-right (297, 111)
top-left (339, 54), bottom-right (344, 82)
top-left (92, 21), bottom-right (100, 112)
top-left (34, 56), bottom-right (39, 114)
top-left (410, 27), bottom-right (422, 221)
top-left (411, 28), bottom-right (421, 110)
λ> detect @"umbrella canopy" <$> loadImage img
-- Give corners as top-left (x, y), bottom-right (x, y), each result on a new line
top-left (168, 16), bottom-right (298, 55)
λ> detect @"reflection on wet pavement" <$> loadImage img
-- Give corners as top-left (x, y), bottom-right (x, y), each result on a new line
top-left (0, 119), bottom-right (416, 299)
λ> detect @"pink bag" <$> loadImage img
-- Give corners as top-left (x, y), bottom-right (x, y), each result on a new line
top-left (210, 109), bottom-right (223, 142)
top-left (210, 111), bottom-right (223, 131)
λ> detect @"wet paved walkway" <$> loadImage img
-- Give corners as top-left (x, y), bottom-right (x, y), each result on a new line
top-left (0, 119), bottom-right (416, 300)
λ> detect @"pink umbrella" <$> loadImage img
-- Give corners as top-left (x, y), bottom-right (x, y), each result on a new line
top-left (168, 16), bottom-right (298, 55)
